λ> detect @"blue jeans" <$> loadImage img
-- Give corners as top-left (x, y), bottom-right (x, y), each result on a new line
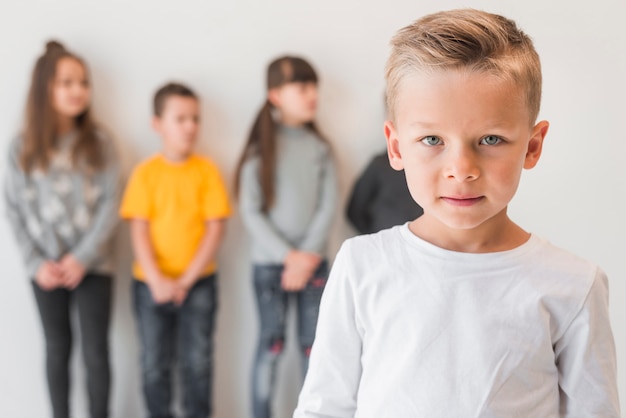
top-left (31, 272), bottom-right (112, 418)
top-left (133, 275), bottom-right (218, 418)
top-left (251, 261), bottom-right (328, 418)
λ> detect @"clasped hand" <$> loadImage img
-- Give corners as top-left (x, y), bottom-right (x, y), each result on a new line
top-left (147, 275), bottom-right (193, 306)
top-left (35, 254), bottom-right (87, 291)
top-left (281, 250), bottom-right (321, 292)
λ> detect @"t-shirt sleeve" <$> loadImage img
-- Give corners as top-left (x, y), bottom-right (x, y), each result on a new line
top-left (202, 162), bottom-right (232, 220)
top-left (554, 267), bottom-right (620, 417)
top-left (294, 240), bottom-right (362, 417)
top-left (119, 164), bottom-right (151, 220)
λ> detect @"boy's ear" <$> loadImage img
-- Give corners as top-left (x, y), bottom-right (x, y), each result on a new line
top-left (151, 116), bottom-right (161, 133)
top-left (524, 120), bottom-right (549, 169)
top-left (384, 120), bottom-right (404, 171)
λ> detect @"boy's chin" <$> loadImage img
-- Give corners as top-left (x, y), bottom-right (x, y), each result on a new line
top-left (422, 207), bottom-right (509, 231)
top-left (177, 140), bottom-right (197, 153)
top-left (164, 145), bottom-right (195, 160)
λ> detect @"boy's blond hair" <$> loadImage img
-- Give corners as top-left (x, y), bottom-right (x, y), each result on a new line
top-left (385, 9), bottom-right (542, 125)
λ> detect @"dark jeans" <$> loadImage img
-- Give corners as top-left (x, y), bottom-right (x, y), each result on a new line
top-left (251, 261), bottom-right (328, 418)
top-left (133, 275), bottom-right (218, 418)
top-left (31, 272), bottom-right (112, 418)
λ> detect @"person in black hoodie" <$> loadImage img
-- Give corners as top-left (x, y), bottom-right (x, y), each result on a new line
top-left (347, 150), bottom-right (423, 234)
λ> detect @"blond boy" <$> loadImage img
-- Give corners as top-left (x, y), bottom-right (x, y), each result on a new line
top-left (294, 9), bottom-right (619, 417)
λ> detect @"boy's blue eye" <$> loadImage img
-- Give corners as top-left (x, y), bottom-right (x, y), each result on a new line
top-left (421, 136), bottom-right (442, 146)
top-left (480, 135), bottom-right (502, 145)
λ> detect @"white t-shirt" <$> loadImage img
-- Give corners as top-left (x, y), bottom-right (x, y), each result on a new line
top-left (294, 224), bottom-right (619, 418)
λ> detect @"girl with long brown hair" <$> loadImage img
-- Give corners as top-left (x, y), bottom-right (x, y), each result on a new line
top-left (235, 56), bottom-right (337, 418)
top-left (4, 40), bottom-right (120, 418)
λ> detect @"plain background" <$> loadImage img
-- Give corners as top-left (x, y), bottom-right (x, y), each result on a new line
top-left (1, 1), bottom-right (624, 417)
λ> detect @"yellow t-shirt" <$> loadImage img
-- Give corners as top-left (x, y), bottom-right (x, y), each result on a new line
top-left (119, 154), bottom-right (231, 280)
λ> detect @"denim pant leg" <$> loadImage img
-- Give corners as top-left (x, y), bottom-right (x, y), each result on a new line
top-left (133, 280), bottom-right (176, 418)
top-left (251, 264), bottom-right (288, 418)
top-left (74, 273), bottom-right (112, 418)
top-left (296, 261), bottom-right (329, 374)
top-left (177, 275), bottom-right (218, 418)
top-left (32, 282), bottom-right (72, 418)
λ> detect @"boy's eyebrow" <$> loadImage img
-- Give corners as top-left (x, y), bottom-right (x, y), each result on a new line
top-left (406, 118), bottom-right (521, 133)
top-left (406, 120), bottom-right (455, 131)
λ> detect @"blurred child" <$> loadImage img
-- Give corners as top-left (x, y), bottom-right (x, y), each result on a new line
top-left (119, 83), bottom-right (231, 418)
top-left (295, 9), bottom-right (619, 417)
top-left (347, 150), bottom-right (423, 234)
top-left (235, 56), bottom-right (337, 418)
top-left (4, 40), bottom-right (120, 418)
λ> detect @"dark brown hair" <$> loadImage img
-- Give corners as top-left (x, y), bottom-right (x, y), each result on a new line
top-left (234, 56), bottom-right (324, 211)
top-left (153, 82), bottom-right (198, 117)
top-left (21, 40), bottom-right (103, 173)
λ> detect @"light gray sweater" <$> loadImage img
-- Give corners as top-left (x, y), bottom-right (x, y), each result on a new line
top-left (4, 130), bottom-right (121, 278)
top-left (239, 125), bottom-right (337, 264)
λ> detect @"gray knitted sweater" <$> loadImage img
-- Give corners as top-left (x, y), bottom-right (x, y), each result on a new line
top-left (4, 130), bottom-right (121, 278)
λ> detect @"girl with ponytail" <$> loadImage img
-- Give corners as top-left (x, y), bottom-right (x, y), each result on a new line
top-left (4, 40), bottom-right (120, 418)
top-left (235, 56), bottom-right (337, 418)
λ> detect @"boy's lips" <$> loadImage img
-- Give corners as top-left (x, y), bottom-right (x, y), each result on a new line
top-left (441, 196), bottom-right (485, 206)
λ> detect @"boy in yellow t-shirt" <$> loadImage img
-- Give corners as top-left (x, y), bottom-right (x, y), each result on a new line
top-left (120, 82), bottom-right (231, 418)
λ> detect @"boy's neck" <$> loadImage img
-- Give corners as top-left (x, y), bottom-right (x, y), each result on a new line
top-left (409, 211), bottom-right (530, 253)
top-left (161, 148), bottom-right (193, 163)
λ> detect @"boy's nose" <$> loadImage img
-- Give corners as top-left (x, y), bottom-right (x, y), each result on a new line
top-left (444, 147), bottom-right (480, 181)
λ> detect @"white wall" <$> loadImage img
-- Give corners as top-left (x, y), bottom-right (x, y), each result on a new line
top-left (1, 1), bottom-right (624, 417)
